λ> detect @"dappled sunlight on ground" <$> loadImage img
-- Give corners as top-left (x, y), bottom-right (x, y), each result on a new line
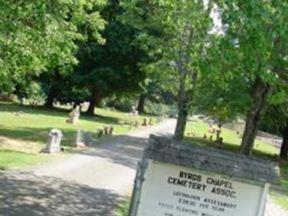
top-left (0, 172), bottom-right (121, 216)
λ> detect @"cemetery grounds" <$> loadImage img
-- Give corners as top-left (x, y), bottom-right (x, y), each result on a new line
top-left (114, 118), bottom-right (288, 215)
top-left (0, 102), bottom-right (155, 170)
top-left (185, 118), bottom-right (288, 212)
top-left (0, 102), bottom-right (287, 215)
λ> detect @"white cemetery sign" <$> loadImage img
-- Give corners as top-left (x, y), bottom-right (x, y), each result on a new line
top-left (129, 136), bottom-right (279, 216)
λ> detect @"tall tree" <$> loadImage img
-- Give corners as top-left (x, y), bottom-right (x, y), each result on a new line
top-left (260, 90), bottom-right (288, 160)
top-left (123, 0), bottom-right (214, 140)
top-left (72, 0), bottom-right (151, 115)
top-left (0, 0), bottom-right (106, 94)
top-left (216, 0), bottom-right (288, 155)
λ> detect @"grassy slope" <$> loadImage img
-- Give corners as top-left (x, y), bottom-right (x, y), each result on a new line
top-left (272, 164), bottom-right (288, 210)
top-left (0, 150), bottom-right (59, 170)
top-left (185, 119), bottom-right (287, 210)
top-left (185, 119), bottom-right (279, 158)
top-left (0, 103), bottom-right (154, 170)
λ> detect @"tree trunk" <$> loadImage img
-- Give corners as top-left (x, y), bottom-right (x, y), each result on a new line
top-left (174, 79), bottom-right (189, 141)
top-left (240, 77), bottom-right (271, 156)
top-left (137, 94), bottom-right (146, 114)
top-left (45, 85), bottom-right (58, 108)
top-left (86, 90), bottom-right (101, 115)
top-left (280, 126), bottom-right (288, 160)
top-left (174, 105), bottom-right (188, 141)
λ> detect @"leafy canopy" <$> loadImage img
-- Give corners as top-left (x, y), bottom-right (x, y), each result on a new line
top-left (0, 0), bottom-right (106, 91)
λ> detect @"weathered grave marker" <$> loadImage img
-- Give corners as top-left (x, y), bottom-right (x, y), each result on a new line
top-left (104, 126), bottom-right (109, 135)
top-left (42, 129), bottom-right (62, 153)
top-left (142, 118), bottom-right (148, 126)
top-left (75, 129), bottom-right (86, 148)
top-left (67, 106), bottom-right (80, 124)
top-left (129, 135), bottom-right (279, 216)
top-left (109, 126), bottom-right (114, 135)
top-left (149, 118), bottom-right (153, 126)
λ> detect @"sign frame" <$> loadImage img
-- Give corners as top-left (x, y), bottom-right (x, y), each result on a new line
top-left (129, 135), bottom-right (279, 216)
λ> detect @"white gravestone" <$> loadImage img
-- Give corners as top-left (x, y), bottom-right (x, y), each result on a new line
top-left (42, 129), bottom-right (62, 153)
top-left (129, 136), bottom-right (279, 216)
top-left (75, 129), bottom-right (86, 148)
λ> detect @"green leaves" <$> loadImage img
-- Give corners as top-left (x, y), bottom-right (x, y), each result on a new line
top-left (0, 0), bottom-right (106, 92)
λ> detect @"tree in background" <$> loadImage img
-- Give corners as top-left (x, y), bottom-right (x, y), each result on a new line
top-left (123, 0), bottom-right (214, 140)
top-left (215, 0), bottom-right (288, 155)
top-left (136, 64), bottom-right (173, 114)
top-left (194, 70), bottom-right (249, 125)
top-left (260, 88), bottom-right (288, 160)
top-left (66, 0), bottom-right (152, 115)
top-left (263, 107), bottom-right (288, 160)
top-left (0, 0), bottom-right (106, 97)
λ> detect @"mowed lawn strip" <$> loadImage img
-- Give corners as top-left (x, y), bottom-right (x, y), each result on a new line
top-left (0, 102), bottom-right (156, 170)
top-left (272, 163), bottom-right (288, 210)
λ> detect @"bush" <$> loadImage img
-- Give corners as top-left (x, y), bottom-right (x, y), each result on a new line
top-left (106, 97), bottom-right (136, 112)
top-left (0, 93), bottom-right (17, 102)
top-left (25, 82), bottom-right (46, 105)
top-left (145, 101), bottom-right (174, 116)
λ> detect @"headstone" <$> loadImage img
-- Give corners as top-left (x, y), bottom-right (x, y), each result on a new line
top-left (109, 126), bottom-right (114, 135)
top-left (75, 129), bottom-right (86, 148)
top-left (131, 106), bottom-right (139, 116)
top-left (142, 118), bottom-right (148, 126)
top-left (96, 129), bottom-right (104, 138)
top-left (129, 135), bottom-right (279, 216)
top-left (42, 129), bottom-right (63, 153)
top-left (104, 126), bottom-right (109, 135)
top-left (67, 106), bottom-right (80, 124)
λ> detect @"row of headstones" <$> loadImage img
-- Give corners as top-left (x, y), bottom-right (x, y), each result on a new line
top-left (66, 107), bottom-right (165, 127)
top-left (41, 126), bottom-right (115, 153)
top-left (120, 116), bottom-right (166, 129)
top-left (42, 115), bottom-right (166, 154)
top-left (43, 104), bottom-right (166, 153)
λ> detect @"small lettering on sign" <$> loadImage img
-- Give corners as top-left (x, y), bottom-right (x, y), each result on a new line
top-left (136, 162), bottom-right (264, 216)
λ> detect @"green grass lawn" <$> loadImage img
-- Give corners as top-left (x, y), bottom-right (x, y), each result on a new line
top-left (185, 119), bottom-right (287, 210)
top-left (0, 102), bottom-right (156, 170)
top-left (272, 163), bottom-right (288, 210)
top-left (185, 119), bottom-right (279, 158)
top-left (0, 149), bottom-right (62, 170)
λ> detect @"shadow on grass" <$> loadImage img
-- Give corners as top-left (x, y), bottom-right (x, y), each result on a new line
top-left (0, 102), bottom-right (121, 125)
top-left (0, 127), bottom-right (76, 146)
top-left (0, 172), bottom-right (121, 216)
top-left (0, 133), bottom-right (152, 215)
